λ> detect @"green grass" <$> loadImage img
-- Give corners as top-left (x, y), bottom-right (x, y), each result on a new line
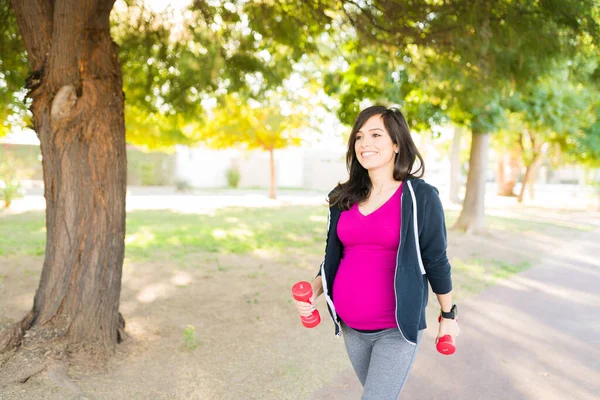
top-left (124, 206), bottom-right (327, 261)
top-left (0, 211), bottom-right (46, 256)
top-left (2, 208), bottom-right (592, 261)
top-left (0, 206), bottom-right (329, 260)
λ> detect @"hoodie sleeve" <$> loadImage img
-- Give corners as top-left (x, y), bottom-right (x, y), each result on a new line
top-left (419, 186), bottom-right (453, 295)
top-left (314, 204), bottom-right (331, 278)
top-left (315, 189), bottom-right (336, 278)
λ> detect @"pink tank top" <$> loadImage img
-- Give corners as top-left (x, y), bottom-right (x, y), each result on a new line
top-left (333, 184), bottom-right (402, 330)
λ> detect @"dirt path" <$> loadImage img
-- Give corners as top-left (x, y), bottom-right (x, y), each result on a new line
top-left (310, 228), bottom-right (600, 400)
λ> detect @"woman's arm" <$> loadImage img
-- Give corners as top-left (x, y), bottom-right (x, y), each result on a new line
top-left (436, 292), bottom-right (453, 314)
top-left (311, 275), bottom-right (324, 298)
top-left (418, 185), bottom-right (459, 340)
top-left (436, 291), bottom-right (460, 341)
top-left (419, 186), bottom-right (452, 294)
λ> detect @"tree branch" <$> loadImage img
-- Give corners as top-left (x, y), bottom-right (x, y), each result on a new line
top-left (10, 0), bottom-right (54, 70)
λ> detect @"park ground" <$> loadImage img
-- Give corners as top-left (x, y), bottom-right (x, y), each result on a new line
top-left (0, 186), bottom-right (599, 399)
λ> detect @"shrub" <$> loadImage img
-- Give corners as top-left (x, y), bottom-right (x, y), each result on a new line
top-left (226, 167), bottom-right (241, 188)
top-left (175, 178), bottom-right (192, 192)
top-left (0, 152), bottom-right (26, 208)
top-left (183, 325), bottom-right (200, 350)
top-left (0, 180), bottom-right (24, 208)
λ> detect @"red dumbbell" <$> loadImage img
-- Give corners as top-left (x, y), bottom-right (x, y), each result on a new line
top-left (436, 315), bottom-right (457, 355)
top-left (292, 281), bottom-right (321, 328)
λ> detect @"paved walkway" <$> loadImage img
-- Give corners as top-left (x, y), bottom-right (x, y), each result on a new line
top-left (310, 228), bottom-right (600, 400)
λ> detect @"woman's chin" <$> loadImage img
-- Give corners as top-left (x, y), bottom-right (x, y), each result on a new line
top-left (361, 162), bottom-right (383, 171)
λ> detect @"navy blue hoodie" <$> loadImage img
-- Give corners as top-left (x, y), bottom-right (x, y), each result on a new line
top-left (317, 178), bottom-right (452, 346)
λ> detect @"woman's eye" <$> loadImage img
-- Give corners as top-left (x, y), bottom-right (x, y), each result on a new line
top-left (356, 136), bottom-right (362, 140)
top-left (373, 133), bottom-right (380, 137)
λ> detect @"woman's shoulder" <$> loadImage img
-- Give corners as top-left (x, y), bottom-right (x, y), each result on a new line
top-left (406, 178), bottom-right (440, 198)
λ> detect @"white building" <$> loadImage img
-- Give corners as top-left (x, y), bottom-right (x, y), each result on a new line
top-left (174, 145), bottom-right (349, 191)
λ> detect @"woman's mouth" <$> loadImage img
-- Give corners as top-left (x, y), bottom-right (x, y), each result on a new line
top-left (361, 151), bottom-right (378, 158)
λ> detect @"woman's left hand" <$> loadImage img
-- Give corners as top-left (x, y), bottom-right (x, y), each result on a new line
top-left (436, 317), bottom-right (460, 343)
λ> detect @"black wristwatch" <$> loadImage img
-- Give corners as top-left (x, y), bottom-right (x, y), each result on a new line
top-left (441, 304), bottom-right (458, 320)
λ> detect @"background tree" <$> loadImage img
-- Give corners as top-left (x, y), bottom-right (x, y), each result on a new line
top-left (199, 93), bottom-right (305, 199)
top-left (286, 0), bottom-right (600, 232)
top-left (511, 71), bottom-right (597, 202)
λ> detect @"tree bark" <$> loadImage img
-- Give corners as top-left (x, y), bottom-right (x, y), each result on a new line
top-left (268, 148), bottom-right (276, 199)
top-left (452, 131), bottom-right (490, 233)
top-left (449, 126), bottom-right (462, 204)
top-left (2, 0), bottom-right (126, 384)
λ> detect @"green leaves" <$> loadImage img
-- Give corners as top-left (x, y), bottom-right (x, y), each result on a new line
top-left (2, 0), bottom-right (599, 162)
top-left (0, 0), bottom-right (29, 136)
top-left (197, 94), bottom-right (304, 151)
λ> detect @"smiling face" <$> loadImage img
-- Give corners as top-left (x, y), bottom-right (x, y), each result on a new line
top-left (354, 114), bottom-right (398, 174)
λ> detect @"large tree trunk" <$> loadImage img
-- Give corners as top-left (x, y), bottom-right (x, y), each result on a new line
top-left (268, 148), bottom-right (276, 199)
top-left (452, 131), bottom-right (490, 233)
top-left (1, 0), bottom-right (126, 385)
top-left (449, 126), bottom-right (462, 204)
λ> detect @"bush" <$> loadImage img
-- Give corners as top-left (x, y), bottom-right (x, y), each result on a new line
top-left (183, 325), bottom-right (200, 350)
top-left (0, 180), bottom-right (24, 208)
top-left (226, 167), bottom-right (241, 188)
top-left (175, 178), bottom-right (192, 192)
top-left (0, 151), bottom-right (26, 208)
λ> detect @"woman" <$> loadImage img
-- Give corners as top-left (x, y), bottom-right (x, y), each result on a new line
top-left (294, 105), bottom-right (460, 399)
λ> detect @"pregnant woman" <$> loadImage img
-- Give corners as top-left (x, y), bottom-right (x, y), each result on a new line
top-left (294, 105), bottom-right (460, 399)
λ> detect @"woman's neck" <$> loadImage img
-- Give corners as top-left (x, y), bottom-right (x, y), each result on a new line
top-left (368, 168), bottom-right (400, 195)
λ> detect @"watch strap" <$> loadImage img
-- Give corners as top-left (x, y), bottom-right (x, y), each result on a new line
top-left (441, 304), bottom-right (457, 319)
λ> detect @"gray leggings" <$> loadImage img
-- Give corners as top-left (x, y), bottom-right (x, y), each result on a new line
top-left (341, 322), bottom-right (423, 400)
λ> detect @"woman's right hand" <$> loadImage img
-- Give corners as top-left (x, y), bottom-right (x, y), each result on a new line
top-left (294, 289), bottom-right (317, 317)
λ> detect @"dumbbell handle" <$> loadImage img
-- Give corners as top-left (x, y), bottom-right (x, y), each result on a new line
top-left (292, 281), bottom-right (321, 328)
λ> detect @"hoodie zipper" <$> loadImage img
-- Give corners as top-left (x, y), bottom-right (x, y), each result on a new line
top-left (394, 188), bottom-right (417, 346)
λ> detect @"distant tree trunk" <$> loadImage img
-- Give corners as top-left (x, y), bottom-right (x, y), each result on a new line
top-left (518, 152), bottom-right (544, 203)
top-left (518, 159), bottom-right (535, 203)
top-left (517, 132), bottom-right (546, 203)
top-left (496, 151), bottom-right (521, 196)
top-left (453, 131), bottom-right (490, 233)
top-left (268, 147), bottom-right (276, 199)
top-left (496, 157), bottom-right (507, 193)
top-left (1, 0), bottom-right (126, 385)
top-left (449, 126), bottom-right (462, 204)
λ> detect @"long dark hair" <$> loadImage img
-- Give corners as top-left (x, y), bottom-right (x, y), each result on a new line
top-left (329, 105), bottom-right (424, 210)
